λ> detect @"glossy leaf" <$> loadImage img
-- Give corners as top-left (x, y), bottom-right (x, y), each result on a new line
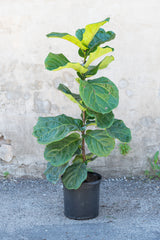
top-left (44, 133), bottom-right (81, 166)
top-left (79, 77), bottom-right (119, 114)
top-left (76, 29), bottom-right (85, 41)
top-left (96, 111), bottom-right (114, 128)
top-left (107, 119), bottom-right (132, 142)
top-left (44, 162), bottom-right (69, 184)
top-left (33, 114), bottom-right (83, 145)
top-left (46, 32), bottom-right (87, 50)
top-left (84, 130), bottom-right (115, 157)
top-left (82, 18), bottom-right (110, 47)
top-left (62, 162), bottom-right (87, 189)
top-left (45, 53), bottom-right (88, 74)
top-left (58, 84), bottom-right (86, 111)
top-left (89, 29), bottom-right (116, 49)
top-left (85, 46), bottom-right (113, 67)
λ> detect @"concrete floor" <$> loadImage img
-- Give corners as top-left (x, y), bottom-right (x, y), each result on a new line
top-left (0, 177), bottom-right (160, 240)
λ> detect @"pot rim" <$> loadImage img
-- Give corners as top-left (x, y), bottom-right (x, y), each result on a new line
top-left (82, 171), bottom-right (102, 186)
top-left (62, 171), bottom-right (102, 189)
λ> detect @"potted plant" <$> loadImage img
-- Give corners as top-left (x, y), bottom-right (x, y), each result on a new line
top-left (33, 18), bottom-right (131, 220)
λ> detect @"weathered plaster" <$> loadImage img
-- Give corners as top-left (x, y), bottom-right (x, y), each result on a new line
top-left (0, 0), bottom-right (160, 177)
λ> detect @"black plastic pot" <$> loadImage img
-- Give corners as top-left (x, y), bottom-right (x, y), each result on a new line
top-left (63, 172), bottom-right (102, 220)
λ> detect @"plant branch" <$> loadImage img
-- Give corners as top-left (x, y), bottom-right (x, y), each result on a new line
top-left (81, 56), bottom-right (87, 162)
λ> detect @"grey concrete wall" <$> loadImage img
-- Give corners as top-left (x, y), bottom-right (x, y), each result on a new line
top-left (0, 0), bottom-right (160, 177)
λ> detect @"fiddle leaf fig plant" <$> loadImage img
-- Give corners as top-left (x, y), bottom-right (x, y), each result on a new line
top-left (33, 18), bottom-right (131, 190)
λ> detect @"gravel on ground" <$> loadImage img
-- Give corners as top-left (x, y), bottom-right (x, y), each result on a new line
top-left (0, 177), bottom-right (160, 240)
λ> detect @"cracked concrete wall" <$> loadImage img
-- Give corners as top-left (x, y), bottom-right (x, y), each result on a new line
top-left (0, 0), bottom-right (160, 177)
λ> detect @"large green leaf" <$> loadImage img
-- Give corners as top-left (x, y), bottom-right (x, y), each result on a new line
top-left (44, 133), bottom-right (81, 166)
top-left (58, 84), bottom-right (86, 111)
top-left (33, 114), bottom-right (83, 145)
top-left (84, 55), bottom-right (114, 78)
top-left (45, 53), bottom-right (88, 74)
top-left (85, 46), bottom-right (113, 67)
top-left (96, 112), bottom-right (114, 128)
top-left (79, 77), bottom-right (119, 114)
top-left (82, 18), bottom-right (110, 47)
top-left (46, 32), bottom-right (87, 50)
top-left (62, 162), bottom-right (87, 189)
top-left (44, 162), bottom-right (69, 184)
top-left (89, 29), bottom-right (116, 50)
top-left (107, 119), bottom-right (132, 143)
top-left (84, 130), bottom-right (115, 157)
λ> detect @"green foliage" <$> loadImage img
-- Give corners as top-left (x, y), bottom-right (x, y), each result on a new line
top-left (33, 18), bottom-right (132, 189)
top-left (95, 111), bottom-right (114, 128)
top-left (46, 32), bottom-right (87, 50)
top-left (84, 130), bottom-right (115, 157)
top-left (45, 53), bottom-right (88, 74)
top-left (81, 18), bottom-right (110, 47)
top-left (62, 162), bottom-right (87, 189)
top-left (3, 171), bottom-right (10, 178)
top-left (119, 143), bottom-right (131, 155)
top-left (145, 151), bottom-right (160, 179)
top-left (79, 77), bottom-right (119, 114)
top-left (44, 162), bottom-right (69, 184)
top-left (58, 84), bottom-right (86, 110)
top-left (107, 119), bottom-right (131, 143)
top-left (84, 46), bottom-right (113, 67)
top-left (33, 114), bottom-right (83, 145)
top-left (44, 133), bottom-right (81, 166)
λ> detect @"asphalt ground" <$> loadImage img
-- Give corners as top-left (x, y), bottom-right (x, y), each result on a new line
top-left (0, 177), bottom-right (160, 240)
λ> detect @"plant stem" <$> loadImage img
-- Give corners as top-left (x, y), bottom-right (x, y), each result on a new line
top-left (81, 56), bottom-right (87, 162)
top-left (82, 110), bottom-right (86, 162)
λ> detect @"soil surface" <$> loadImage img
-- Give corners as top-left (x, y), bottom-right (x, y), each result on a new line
top-left (84, 171), bottom-right (101, 182)
top-left (0, 176), bottom-right (160, 240)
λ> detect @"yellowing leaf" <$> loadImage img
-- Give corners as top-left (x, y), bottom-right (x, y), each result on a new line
top-left (82, 18), bottom-right (110, 47)
top-left (47, 32), bottom-right (87, 50)
top-left (84, 56), bottom-right (115, 78)
top-left (98, 55), bottom-right (114, 69)
top-left (85, 46), bottom-right (113, 67)
top-left (58, 84), bottom-right (86, 111)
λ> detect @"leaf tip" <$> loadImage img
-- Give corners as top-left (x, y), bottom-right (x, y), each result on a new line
top-left (105, 17), bottom-right (110, 22)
